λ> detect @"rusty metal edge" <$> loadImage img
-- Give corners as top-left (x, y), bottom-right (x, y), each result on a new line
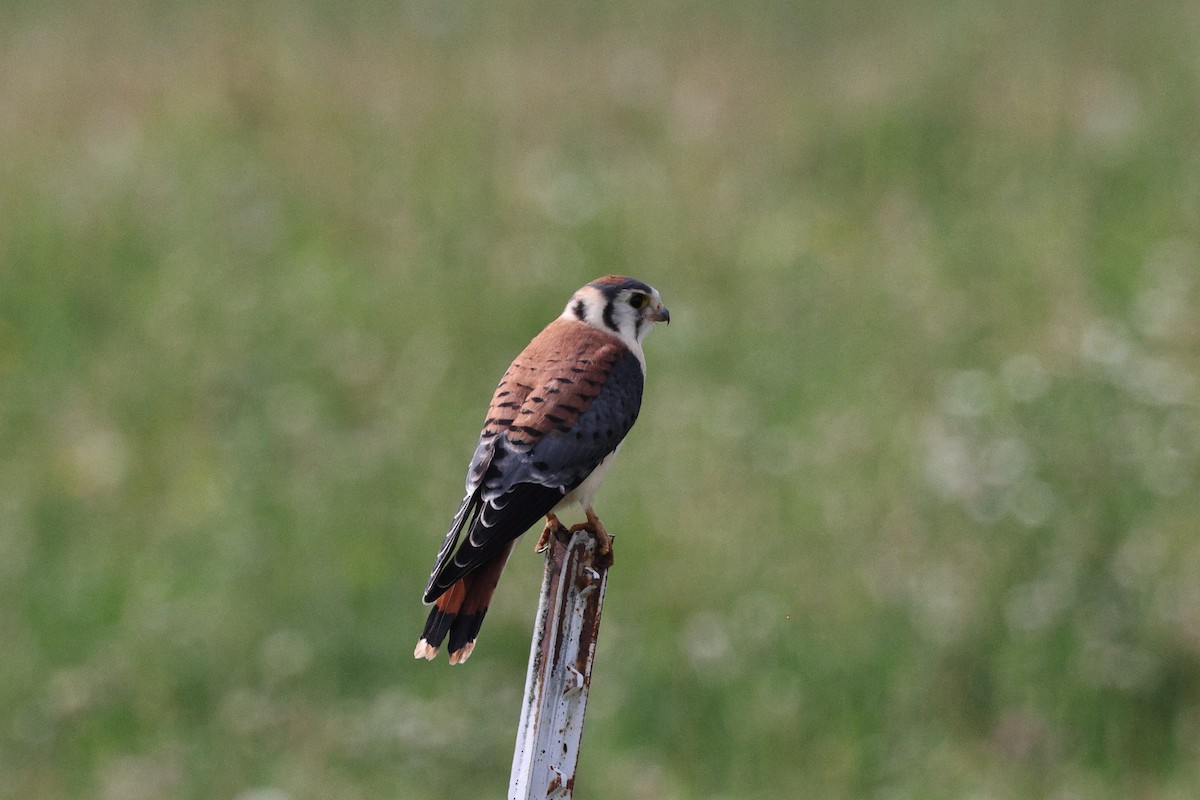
top-left (508, 530), bottom-right (609, 800)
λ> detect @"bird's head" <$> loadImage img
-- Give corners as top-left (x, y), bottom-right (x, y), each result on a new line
top-left (561, 275), bottom-right (670, 348)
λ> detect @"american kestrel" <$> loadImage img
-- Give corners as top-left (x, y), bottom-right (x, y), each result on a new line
top-left (414, 276), bottom-right (670, 664)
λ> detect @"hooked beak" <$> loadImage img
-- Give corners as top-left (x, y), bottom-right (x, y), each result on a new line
top-left (649, 304), bottom-right (670, 324)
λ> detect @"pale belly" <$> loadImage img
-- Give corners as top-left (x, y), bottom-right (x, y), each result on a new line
top-left (551, 446), bottom-right (621, 519)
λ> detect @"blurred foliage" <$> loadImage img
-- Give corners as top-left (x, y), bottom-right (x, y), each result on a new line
top-left (2, 0), bottom-right (1200, 798)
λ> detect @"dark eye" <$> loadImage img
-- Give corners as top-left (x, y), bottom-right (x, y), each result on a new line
top-left (629, 293), bottom-right (647, 309)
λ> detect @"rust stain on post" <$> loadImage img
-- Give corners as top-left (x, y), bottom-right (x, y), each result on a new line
top-left (509, 530), bottom-right (609, 800)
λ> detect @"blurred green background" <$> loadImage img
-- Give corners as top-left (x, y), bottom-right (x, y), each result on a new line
top-left (3, 0), bottom-right (1200, 798)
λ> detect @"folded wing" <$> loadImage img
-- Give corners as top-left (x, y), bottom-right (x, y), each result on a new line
top-left (421, 319), bottom-right (644, 604)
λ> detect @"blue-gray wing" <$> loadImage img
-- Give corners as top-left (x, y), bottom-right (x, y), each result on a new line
top-left (422, 320), bottom-right (643, 603)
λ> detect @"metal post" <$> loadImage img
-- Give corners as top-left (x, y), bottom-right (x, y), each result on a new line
top-left (509, 529), bottom-right (609, 800)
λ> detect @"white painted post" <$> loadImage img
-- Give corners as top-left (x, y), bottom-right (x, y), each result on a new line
top-left (509, 529), bottom-right (609, 800)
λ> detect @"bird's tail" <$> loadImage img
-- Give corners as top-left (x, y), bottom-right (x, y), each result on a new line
top-left (413, 540), bottom-right (516, 664)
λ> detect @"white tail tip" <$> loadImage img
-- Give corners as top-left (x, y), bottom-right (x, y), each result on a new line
top-left (448, 642), bottom-right (475, 665)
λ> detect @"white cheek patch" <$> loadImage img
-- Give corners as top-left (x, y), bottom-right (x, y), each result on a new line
top-left (559, 287), bottom-right (647, 372)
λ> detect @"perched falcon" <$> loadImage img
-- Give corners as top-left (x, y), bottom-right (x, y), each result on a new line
top-left (414, 275), bottom-right (670, 665)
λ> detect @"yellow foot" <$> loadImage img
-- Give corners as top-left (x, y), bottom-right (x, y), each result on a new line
top-left (535, 513), bottom-right (568, 553)
top-left (568, 508), bottom-right (614, 568)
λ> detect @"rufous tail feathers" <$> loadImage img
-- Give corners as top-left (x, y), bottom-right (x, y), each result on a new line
top-left (414, 541), bottom-right (514, 664)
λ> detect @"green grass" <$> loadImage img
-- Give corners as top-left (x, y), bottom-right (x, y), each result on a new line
top-left (2, 1), bottom-right (1200, 798)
